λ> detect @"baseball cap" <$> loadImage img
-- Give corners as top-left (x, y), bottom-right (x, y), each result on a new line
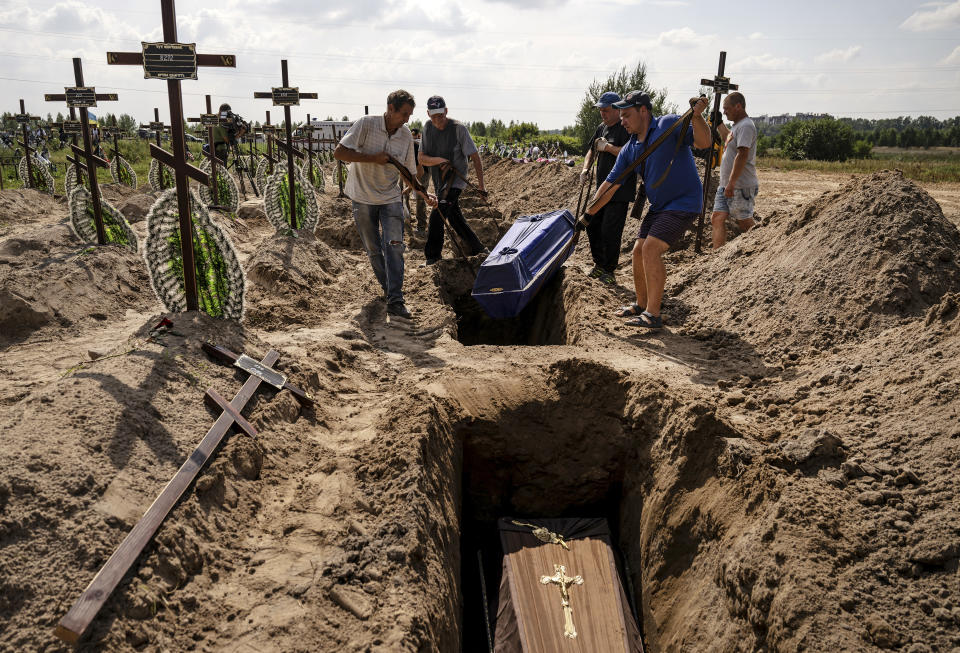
top-left (427, 96), bottom-right (447, 115)
top-left (613, 90), bottom-right (653, 111)
top-left (594, 91), bottom-right (621, 108)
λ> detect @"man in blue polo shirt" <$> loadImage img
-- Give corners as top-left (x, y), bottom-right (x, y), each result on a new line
top-left (584, 90), bottom-right (710, 329)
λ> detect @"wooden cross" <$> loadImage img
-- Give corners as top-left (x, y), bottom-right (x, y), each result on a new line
top-left (539, 564), bottom-right (584, 639)
top-left (261, 110), bottom-right (278, 173)
top-left (106, 0), bottom-right (235, 312)
top-left (254, 60), bottom-right (318, 229)
top-left (305, 113), bottom-right (315, 183)
top-left (13, 99), bottom-right (41, 190)
top-left (104, 115), bottom-right (123, 160)
top-left (187, 94), bottom-right (228, 209)
top-left (54, 346), bottom-right (295, 644)
top-left (139, 107), bottom-right (169, 149)
top-left (43, 59), bottom-right (118, 244)
top-left (695, 51), bottom-right (739, 254)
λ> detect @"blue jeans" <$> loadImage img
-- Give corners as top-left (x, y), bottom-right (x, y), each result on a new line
top-left (352, 201), bottom-right (406, 305)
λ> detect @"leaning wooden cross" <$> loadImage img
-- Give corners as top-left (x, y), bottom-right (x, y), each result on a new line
top-left (13, 99), bottom-right (42, 190)
top-left (694, 51), bottom-right (738, 254)
top-left (187, 94), bottom-right (229, 209)
top-left (54, 344), bottom-right (309, 643)
top-left (253, 60), bottom-right (318, 229)
top-left (43, 58), bottom-right (118, 244)
top-left (106, 0), bottom-right (235, 312)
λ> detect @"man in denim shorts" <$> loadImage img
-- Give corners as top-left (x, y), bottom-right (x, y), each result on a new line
top-left (335, 90), bottom-right (437, 319)
top-left (583, 91), bottom-right (711, 329)
top-left (711, 92), bottom-right (758, 248)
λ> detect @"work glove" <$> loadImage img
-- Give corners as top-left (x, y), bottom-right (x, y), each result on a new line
top-left (579, 170), bottom-right (590, 185)
top-left (595, 137), bottom-right (610, 153)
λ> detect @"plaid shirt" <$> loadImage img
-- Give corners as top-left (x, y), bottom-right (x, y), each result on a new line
top-left (340, 115), bottom-right (416, 205)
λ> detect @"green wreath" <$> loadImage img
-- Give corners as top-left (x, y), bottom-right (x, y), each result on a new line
top-left (110, 155), bottom-right (138, 189)
top-left (263, 167), bottom-right (319, 232)
top-left (197, 158), bottom-right (240, 213)
top-left (68, 185), bottom-right (138, 251)
top-left (17, 155), bottom-right (55, 194)
top-left (64, 163), bottom-right (91, 198)
top-left (143, 188), bottom-right (245, 319)
top-left (148, 158), bottom-right (176, 192)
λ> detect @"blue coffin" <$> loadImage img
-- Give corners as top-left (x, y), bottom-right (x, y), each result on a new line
top-left (471, 209), bottom-right (576, 319)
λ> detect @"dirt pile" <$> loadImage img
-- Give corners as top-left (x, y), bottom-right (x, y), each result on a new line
top-left (671, 170), bottom-right (960, 351)
top-left (0, 221), bottom-right (153, 347)
top-left (482, 158), bottom-right (581, 220)
top-left (244, 230), bottom-right (347, 330)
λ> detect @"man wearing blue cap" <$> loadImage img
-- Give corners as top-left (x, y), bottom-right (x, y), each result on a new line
top-left (579, 91), bottom-right (637, 285)
top-left (584, 91), bottom-right (711, 329)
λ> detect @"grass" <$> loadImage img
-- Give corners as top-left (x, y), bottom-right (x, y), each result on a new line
top-left (759, 147), bottom-right (960, 183)
top-left (0, 137), bottom-right (272, 191)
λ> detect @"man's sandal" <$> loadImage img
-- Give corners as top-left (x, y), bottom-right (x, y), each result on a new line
top-left (626, 311), bottom-right (663, 329)
top-left (617, 303), bottom-right (643, 317)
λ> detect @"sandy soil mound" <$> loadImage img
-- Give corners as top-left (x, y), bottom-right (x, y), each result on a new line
top-left (483, 158), bottom-right (580, 219)
top-left (0, 188), bottom-right (65, 236)
top-left (244, 230), bottom-right (347, 330)
top-left (671, 170), bottom-right (960, 351)
top-left (0, 221), bottom-right (153, 347)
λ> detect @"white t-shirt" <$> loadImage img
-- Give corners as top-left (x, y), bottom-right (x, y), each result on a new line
top-left (719, 116), bottom-right (758, 189)
top-left (340, 115), bottom-right (417, 205)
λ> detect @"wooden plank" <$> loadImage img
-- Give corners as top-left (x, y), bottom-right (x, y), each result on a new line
top-left (204, 387), bottom-right (258, 438)
top-left (54, 350), bottom-right (280, 644)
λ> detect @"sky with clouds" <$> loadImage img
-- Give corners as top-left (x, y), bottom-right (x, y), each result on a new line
top-left (1, 0), bottom-right (958, 128)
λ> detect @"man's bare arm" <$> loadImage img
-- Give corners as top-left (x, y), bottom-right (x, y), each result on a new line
top-left (335, 144), bottom-right (387, 164)
top-left (469, 152), bottom-right (485, 191)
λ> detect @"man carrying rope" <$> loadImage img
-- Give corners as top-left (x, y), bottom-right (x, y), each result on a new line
top-left (580, 91), bottom-right (636, 285)
top-left (335, 89), bottom-right (437, 320)
top-left (583, 91), bottom-right (711, 329)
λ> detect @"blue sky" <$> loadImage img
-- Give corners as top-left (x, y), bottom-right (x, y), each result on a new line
top-left (1, 0), bottom-right (958, 128)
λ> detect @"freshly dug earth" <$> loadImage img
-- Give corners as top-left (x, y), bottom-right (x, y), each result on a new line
top-left (1, 163), bottom-right (959, 653)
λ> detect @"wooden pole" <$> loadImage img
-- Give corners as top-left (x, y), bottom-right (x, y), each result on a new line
top-left (73, 59), bottom-right (108, 245)
top-left (19, 100), bottom-right (35, 190)
top-left (280, 61), bottom-right (298, 228)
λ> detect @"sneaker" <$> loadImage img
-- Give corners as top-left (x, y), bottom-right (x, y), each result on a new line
top-left (598, 271), bottom-right (616, 285)
top-left (419, 258), bottom-right (439, 268)
top-left (587, 265), bottom-right (603, 279)
top-left (387, 302), bottom-right (412, 319)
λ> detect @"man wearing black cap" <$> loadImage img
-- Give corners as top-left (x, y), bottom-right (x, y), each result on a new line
top-left (584, 91), bottom-right (710, 329)
top-left (419, 95), bottom-right (487, 265)
top-left (579, 90), bottom-right (637, 285)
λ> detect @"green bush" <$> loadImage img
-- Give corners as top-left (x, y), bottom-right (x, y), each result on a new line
top-left (852, 140), bottom-right (873, 159)
top-left (779, 118), bottom-right (855, 162)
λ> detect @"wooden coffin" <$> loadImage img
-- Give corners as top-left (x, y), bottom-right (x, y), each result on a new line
top-left (493, 517), bottom-right (643, 653)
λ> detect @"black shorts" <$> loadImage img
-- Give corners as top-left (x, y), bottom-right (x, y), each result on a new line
top-left (638, 210), bottom-right (699, 246)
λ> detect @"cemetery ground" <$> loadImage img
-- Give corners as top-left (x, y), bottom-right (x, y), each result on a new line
top-left (1, 157), bottom-right (959, 653)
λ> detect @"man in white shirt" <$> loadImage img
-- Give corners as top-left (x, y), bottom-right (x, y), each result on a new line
top-left (335, 90), bottom-right (436, 319)
top-left (711, 92), bottom-right (759, 249)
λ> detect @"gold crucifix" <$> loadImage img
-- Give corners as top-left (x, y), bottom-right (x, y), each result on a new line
top-left (540, 563), bottom-right (584, 639)
top-left (511, 520), bottom-right (570, 550)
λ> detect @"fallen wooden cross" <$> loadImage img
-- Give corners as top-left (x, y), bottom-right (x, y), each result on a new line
top-left (202, 342), bottom-right (313, 407)
top-left (55, 347), bottom-right (288, 643)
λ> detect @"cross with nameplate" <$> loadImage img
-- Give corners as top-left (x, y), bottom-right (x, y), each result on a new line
top-left (695, 51), bottom-right (739, 254)
top-left (51, 108), bottom-right (84, 185)
top-left (187, 94), bottom-right (227, 209)
top-left (43, 59), bottom-right (118, 244)
top-left (139, 108), bottom-right (168, 149)
top-left (106, 0), bottom-right (235, 312)
top-left (105, 116), bottom-right (123, 160)
top-left (261, 110), bottom-right (278, 174)
top-left (13, 99), bottom-right (41, 190)
top-left (254, 60), bottom-right (317, 229)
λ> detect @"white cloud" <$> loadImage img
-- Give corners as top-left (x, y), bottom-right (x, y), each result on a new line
top-left (943, 45), bottom-right (960, 64)
top-left (900, 0), bottom-right (960, 31)
top-left (651, 27), bottom-right (714, 48)
top-left (814, 45), bottom-right (862, 64)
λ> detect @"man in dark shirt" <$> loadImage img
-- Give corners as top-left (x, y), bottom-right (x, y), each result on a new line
top-left (579, 91), bottom-right (636, 285)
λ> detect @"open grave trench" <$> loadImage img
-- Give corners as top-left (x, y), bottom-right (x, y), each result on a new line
top-left (367, 357), bottom-right (752, 652)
